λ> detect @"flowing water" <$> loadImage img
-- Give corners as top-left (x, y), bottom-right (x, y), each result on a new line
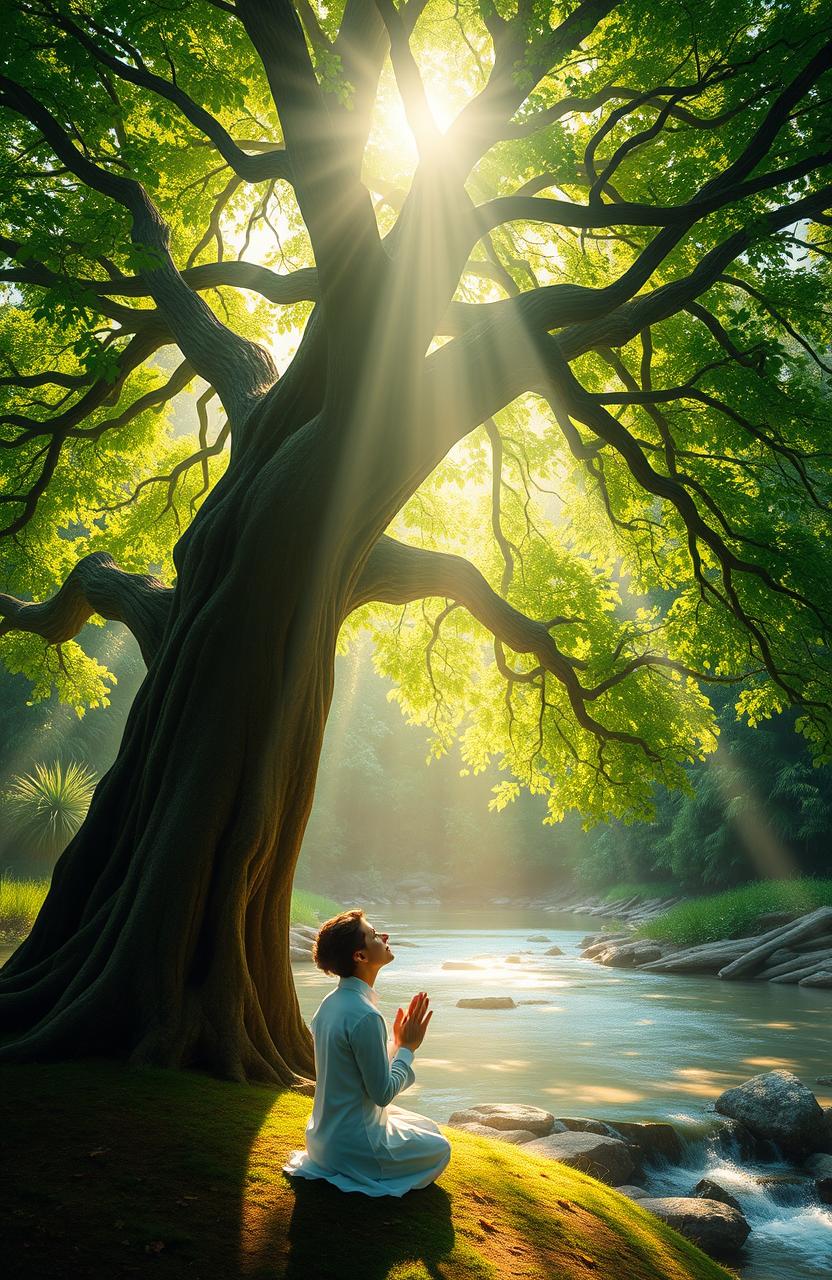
top-left (291, 906), bottom-right (832, 1280)
top-left (4, 905), bottom-right (830, 1276)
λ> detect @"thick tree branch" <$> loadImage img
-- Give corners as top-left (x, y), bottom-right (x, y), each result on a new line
top-left (348, 534), bottom-right (661, 758)
top-left (0, 551), bottom-right (173, 665)
top-left (0, 76), bottom-right (277, 426)
top-left (237, 0), bottom-right (384, 304)
top-left (446, 0), bottom-right (618, 177)
top-left (36, 3), bottom-right (293, 183)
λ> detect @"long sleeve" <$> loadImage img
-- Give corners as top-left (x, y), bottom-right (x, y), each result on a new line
top-left (349, 1011), bottom-right (416, 1107)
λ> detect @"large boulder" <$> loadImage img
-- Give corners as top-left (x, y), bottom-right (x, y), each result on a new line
top-left (692, 1179), bottom-right (744, 1214)
top-left (457, 996), bottom-right (516, 1009)
top-left (556, 1117), bottom-right (616, 1136)
top-left (715, 1070), bottom-right (824, 1153)
top-left (447, 1103), bottom-right (558, 1137)
top-left (544, 945), bottom-right (564, 956)
top-left (522, 1131), bottom-right (635, 1185)
top-left (609, 1121), bottom-right (682, 1164)
top-left (804, 1153), bottom-right (832, 1204)
top-left (527, 934), bottom-right (551, 942)
top-left (638, 1198), bottom-right (750, 1258)
top-left (454, 1123), bottom-right (538, 1144)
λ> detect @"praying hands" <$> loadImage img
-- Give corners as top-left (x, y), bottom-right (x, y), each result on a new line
top-left (393, 991), bottom-right (433, 1053)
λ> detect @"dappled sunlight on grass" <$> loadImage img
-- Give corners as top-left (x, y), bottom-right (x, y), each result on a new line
top-left (0, 1062), bottom-right (733, 1280)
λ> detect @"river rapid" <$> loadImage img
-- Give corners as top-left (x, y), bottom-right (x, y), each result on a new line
top-left (291, 906), bottom-right (832, 1280)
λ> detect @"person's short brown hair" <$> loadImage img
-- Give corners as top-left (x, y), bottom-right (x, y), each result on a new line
top-left (313, 909), bottom-right (367, 977)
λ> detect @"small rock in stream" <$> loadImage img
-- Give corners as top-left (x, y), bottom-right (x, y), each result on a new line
top-left (456, 996), bottom-right (516, 1009)
top-left (692, 1178), bottom-right (744, 1213)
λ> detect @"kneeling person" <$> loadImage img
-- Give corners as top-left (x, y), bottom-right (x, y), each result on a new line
top-left (283, 909), bottom-right (451, 1196)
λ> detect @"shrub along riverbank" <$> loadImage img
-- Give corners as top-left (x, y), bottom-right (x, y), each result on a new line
top-left (637, 879), bottom-right (832, 947)
top-left (0, 1060), bottom-right (732, 1280)
top-left (0, 876), bottom-right (342, 945)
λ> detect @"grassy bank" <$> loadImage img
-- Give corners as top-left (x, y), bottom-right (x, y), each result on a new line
top-left (0, 1060), bottom-right (732, 1280)
top-left (287, 888), bottom-right (343, 927)
top-left (638, 878), bottom-right (832, 946)
top-left (0, 876), bottom-right (341, 943)
top-left (0, 874), bottom-right (48, 943)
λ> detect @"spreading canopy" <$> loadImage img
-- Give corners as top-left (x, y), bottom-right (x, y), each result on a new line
top-left (2, 0), bottom-right (832, 827)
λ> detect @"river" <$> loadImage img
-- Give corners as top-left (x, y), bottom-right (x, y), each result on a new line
top-left (3, 905), bottom-right (830, 1276)
top-left (291, 906), bottom-right (832, 1280)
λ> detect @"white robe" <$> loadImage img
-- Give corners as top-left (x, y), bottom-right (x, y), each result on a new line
top-left (283, 975), bottom-right (451, 1197)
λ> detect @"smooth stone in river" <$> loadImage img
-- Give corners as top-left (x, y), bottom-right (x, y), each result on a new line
top-left (637, 1198), bottom-right (750, 1258)
top-left (447, 1102), bottom-right (558, 1137)
top-left (455, 1123), bottom-right (538, 1144)
top-left (609, 1120), bottom-right (682, 1164)
top-left (715, 1069), bottom-right (824, 1153)
top-left (522, 1131), bottom-right (635, 1185)
top-left (692, 1178), bottom-right (744, 1213)
top-left (457, 996), bottom-right (516, 1009)
top-left (556, 1117), bottom-right (616, 1136)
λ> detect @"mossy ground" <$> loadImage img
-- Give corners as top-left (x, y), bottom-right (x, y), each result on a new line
top-left (0, 1060), bottom-right (735, 1280)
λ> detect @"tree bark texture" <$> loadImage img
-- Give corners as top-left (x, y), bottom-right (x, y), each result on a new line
top-left (0, 412), bottom-right (372, 1086)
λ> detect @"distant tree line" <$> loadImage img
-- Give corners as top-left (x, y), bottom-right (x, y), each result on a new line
top-left (578, 690), bottom-right (832, 893)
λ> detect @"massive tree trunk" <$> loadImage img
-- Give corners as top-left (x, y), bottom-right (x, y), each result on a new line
top-left (4, 0), bottom-right (827, 1087)
top-left (0, 411), bottom-right (366, 1086)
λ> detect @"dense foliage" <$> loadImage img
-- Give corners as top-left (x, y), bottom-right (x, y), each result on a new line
top-left (2, 0), bottom-right (832, 836)
top-left (578, 692), bottom-right (832, 891)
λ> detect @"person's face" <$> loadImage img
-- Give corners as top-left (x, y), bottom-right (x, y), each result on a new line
top-left (354, 919), bottom-right (393, 970)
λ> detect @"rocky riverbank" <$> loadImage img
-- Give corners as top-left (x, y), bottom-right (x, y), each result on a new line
top-left (581, 905), bottom-right (832, 985)
top-left (446, 1070), bottom-right (832, 1264)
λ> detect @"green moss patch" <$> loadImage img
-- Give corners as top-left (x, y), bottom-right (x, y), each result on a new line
top-left (0, 1060), bottom-right (736, 1280)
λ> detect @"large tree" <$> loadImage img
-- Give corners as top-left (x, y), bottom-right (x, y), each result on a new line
top-left (1, 0), bottom-right (831, 1086)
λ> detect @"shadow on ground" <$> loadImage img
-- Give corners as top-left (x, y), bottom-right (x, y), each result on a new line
top-left (277, 1179), bottom-right (453, 1280)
